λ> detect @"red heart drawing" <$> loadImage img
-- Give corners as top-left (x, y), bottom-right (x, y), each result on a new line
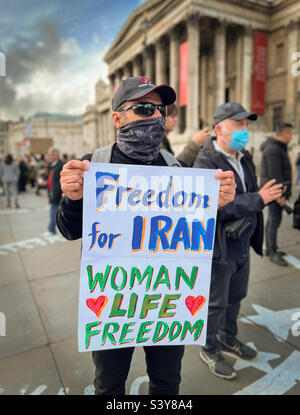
top-left (185, 296), bottom-right (206, 316)
top-left (86, 296), bottom-right (108, 318)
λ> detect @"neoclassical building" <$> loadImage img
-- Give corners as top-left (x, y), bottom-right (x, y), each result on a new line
top-left (8, 113), bottom-right (83, 158)
top-left (83, 0), bottom-right (300, 165)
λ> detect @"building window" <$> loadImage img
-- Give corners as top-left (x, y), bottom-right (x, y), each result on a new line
top-left (272, 107), bottom-right (282, 132)
top-left (275, 43), bottom-right (284, 69)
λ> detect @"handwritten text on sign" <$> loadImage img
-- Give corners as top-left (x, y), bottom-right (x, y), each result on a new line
top-left (78, 163), bottom-right (220, 351)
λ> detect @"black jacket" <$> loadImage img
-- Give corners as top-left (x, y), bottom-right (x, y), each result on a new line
top-left (193, 137), bottom-right (264, 264)
top-left (260, 137), bottom-right (292, 199)
top-left (49, 159), bottom-right (64, 205)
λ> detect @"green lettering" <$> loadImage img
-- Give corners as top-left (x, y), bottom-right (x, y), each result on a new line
top-left (139, 294), bottom-right (161, 319)
top-left (136, 321), bottom-right (154, 343)
top-left (158, 294), bottom-right (181, 318)
top-left (152, 321), bottom-right (169, 343)
top-left (109, 293), bottom-right (126, 317)
top-left (101, 322), bottom-right (119, 345)
top-left (85, 321), bottom-right (101, 349)
top-left (180, 320), bottom-right (204, 341)
top-left (87, 264), bottom-right (111, 292)
top-left (175, 266), bottom-right (198, 290)
top-left (153, 265), bottom-right (170, 290)
top-left (111, 267), bottom-right (127, 291)
top-left (119, 322), bottom-right (135, 345)
top-left (130, 266), bottom-right (153, 291)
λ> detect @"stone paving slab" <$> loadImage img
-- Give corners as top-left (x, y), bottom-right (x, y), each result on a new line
top-left (0, 282), bottom-right (48, 359)
top-left (50, 337), bottom-right (95, 395)
top-left (0, 252), bottom-right (27, 287)
top-left (125, 321), bottom-right (300, 396)
top-left (249, 251), bottom-right (296, 285)
top-left (0, 347), bottom-right (63, 395)
top-left (31, 272), bottom-right (79, 343)
top-left (240, 272), bottom-right (300, 350)
top-left (20, 240), bottom-right (81, 281)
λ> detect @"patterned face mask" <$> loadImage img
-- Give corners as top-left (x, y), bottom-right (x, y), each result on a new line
top-left (116, 116), bottom-right (165, 164)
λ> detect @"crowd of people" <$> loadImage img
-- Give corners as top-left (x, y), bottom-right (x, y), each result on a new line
top-left (1, 75), bottom-right (300, 395)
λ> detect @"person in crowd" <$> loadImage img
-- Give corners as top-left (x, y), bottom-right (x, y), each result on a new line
top-left (36, 154), bottom-right (49, 196)
top-left (18, 158), bottom-right (28, 192)
top-left (295, 151), bottom-right (300, 186)
top-left (193, 102), bottom-right (284, 380)
top-left (260, 123), bottom-right (293, 266)
top-left (160, 103), bottom-right (211, 165)
top-left (56, 76), bottom-right (237, 395)
top-left (0, 154), bottom-right (20, 208)
top-left (47, 148), bottom-right (64, 234)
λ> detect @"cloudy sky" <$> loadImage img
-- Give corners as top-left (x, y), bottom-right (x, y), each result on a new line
top-left (0, 0), bottom-right (148, 121)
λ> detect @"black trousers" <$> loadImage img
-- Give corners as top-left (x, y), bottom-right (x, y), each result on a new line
top-left (266, 202), bottom-right (283, 254)
top-left (204, 254), bottom-right (250, 354)
top-left (92, 345), bottom-right (185, 395)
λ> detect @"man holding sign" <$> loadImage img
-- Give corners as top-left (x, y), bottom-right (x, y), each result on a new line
top-left (57, 77), bottom-right (236, 395)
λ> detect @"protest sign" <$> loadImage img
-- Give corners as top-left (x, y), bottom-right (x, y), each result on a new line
top-left (78, 163), bottom-right (220, 352)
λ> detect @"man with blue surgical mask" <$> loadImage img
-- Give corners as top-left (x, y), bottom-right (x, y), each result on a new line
top-left (193, 103), bottom-right (284, 380)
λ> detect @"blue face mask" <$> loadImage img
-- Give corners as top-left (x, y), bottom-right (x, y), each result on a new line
top-left (228, 129), bottom-right (249, 152)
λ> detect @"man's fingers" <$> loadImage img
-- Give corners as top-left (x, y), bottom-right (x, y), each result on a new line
top-left (61, 174), bottom-right (83, 184)
top-left (63, 159), bottom-right (90, 171)
top-left (263, 179), bottom-right (276, 188)
top-left (215, 170), bottom-right (234, 180)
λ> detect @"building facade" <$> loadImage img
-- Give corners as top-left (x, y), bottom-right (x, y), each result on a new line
top-left (0, 121), bottom-right (10, 158)
top-left (83, 0), bottom-right (300, 170)
top-left (8, 113), bottom-right (83, 158)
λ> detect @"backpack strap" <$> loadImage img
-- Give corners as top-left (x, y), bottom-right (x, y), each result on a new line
top-left (91, 145), bottom-right (113, 163)
top-left (91, 145), bottom-right (182, 167)
top-left (159, 149), bottom-right (182, 167)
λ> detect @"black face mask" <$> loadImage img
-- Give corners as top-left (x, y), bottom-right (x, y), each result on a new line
top-left (116, 117), bottom-right (165, 164)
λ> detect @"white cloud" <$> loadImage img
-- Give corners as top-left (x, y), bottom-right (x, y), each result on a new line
top-left (4, 36), bottom-right (109, 119)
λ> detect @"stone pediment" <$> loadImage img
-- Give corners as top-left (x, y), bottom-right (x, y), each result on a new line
top-left (104, 0), bottom-right (180, 65)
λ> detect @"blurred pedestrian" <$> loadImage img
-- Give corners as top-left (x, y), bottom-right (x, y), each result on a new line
top-left (18, 159), bottom-right (28, 192)
top-left (295, 151), bottom-right (300, 186)
top-left (193, 102), bottom-right (283, 380)
top-left (260, 123), bottom-right (293, 266)
top-left (47, 148), bottom-right (64, 234)
top-left (35, 155), bottom-right (48, 196)
top-left (160, 103), bottom-right (211, 165)
top-left (0, 154), bottom-right (20, 208)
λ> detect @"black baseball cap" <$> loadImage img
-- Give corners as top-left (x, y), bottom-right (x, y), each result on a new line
top-left (112, 76), bottom-right (176, 111)
top-left (213, 102), bottom-right (257, 126)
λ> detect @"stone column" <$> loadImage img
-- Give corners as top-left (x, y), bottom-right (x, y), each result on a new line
top-left (108, 74), bottom-right (116, 142)
top-left (114, 70), bottom-right (123, 88)
top-left (145, 46), bottom-right (155, 80)
top-left (214, 20), bottom-right (227, 107)
top-left (123, 63), bottom-right (131, 79)
top-left (286, 21), bottom-right (299, 123)
top-left (132, 56), bottom-right (142, 76)
top-left (200, 54), bottom-right (208, 125)
top-left (186, 15), bottom-right (201, 134)
top-left (241, 26), bottom-right (253, 111)
top-left (155, 37), bottom-right (167, 85)
top-left (235, 28), bottom-right (243, 103)
top-left (169, 27), bottom-right (180, 132)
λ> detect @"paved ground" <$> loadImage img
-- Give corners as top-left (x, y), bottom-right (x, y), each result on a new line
top-left (0, 185), bottom-right (299, 396)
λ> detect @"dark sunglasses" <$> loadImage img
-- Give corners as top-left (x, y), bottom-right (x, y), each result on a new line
top-left (117, 102), bottom-right (166, 118)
